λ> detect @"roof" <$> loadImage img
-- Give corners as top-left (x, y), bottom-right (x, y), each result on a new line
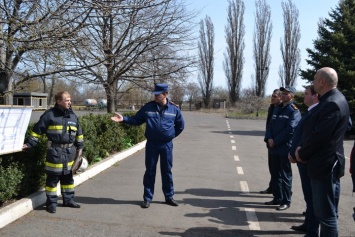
top-left (13, 92), bottom-right (48, 97)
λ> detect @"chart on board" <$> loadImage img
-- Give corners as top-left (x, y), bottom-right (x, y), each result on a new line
top-left (0, 107), bottom-right (32, 155)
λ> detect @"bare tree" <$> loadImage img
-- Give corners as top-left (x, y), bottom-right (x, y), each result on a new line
top-left (279, 0), bottom-right (301, 87)
top-left (68, 0), bottom-right (196, 113)
top-left (240, 87), bottom-right (266, 116)
top-left (223, 0), bottom-right (245, 107)
top-left (253, 0), bottom-right (272, 97)
top-left (197, 15), bottom-right (214, 109)
top-left (169, 75), bottom-right (186, 106)
top-left (0, 1), bottom-right (92, 104)
top-left (212, 86), bottom-right (229, 100)
top-left (185, 82), bottom-right (201, 111)
top-left (185, 82), bottom-right (201, 100)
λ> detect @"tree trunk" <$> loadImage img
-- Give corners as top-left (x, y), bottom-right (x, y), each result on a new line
top-left (105, 84), bottom-right (116, 113)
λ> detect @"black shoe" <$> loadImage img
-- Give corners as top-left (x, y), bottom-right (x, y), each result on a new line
top-left (63, 200), bottom-right (81, 208)
top-left (276, 204), bottom-right (290, 211)
top-left (141, 200), bottom-right (150, 208)
top-left (264, 199), bottom-right (280, 205)
top-left (260, 188), bottom-right (272, 194)
top-left (46, 205), bottom-right (56, 213)
top-left (291, 224), bottom-right (307, 232)
top-left (166, 198), bottom-right (179, 206)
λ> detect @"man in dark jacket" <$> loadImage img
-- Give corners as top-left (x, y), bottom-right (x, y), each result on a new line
top-left (23, 91), bottom-right (84, 213)
top-left (296, 67), bottom-right (350, 237)
top-left (264, 86), bottom-right (301, 211)
top-left (111, 83), bottom-right (184, 209)
top-left (289, 85), bottom-right (319, 236)
top-left (260, 89), bottom-right (282, 194)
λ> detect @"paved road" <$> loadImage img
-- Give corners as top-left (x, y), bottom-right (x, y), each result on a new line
top-left (1, 111), bottom-right (354, 236)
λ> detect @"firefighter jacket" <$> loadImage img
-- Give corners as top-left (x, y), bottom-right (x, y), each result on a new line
top-left (264, 101), bottom-right (301, 155)
top-left (26, 104), bottom-right (84, 175)
top-left (123, 99), bottom-right (184, 143)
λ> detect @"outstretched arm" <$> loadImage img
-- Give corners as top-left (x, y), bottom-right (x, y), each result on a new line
top-left (111, 112), bottom-right (124, 123)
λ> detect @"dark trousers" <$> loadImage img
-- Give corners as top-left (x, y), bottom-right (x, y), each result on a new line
top-left (45, 172), bottom-right (75, 206)
top-left (297, 162), bottom-right (319, 236)
top-left (270, 152), bottom-right (292, 205)
top-left (311, 161), bottom-right (340, 237)
top-left (143, 141), bottom-right (174, 201)
top-left (267, 151), bottom-right (273, 190)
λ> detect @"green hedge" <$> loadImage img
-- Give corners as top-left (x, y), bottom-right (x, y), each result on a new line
top-left (0, 112), bottom-right (145, 205)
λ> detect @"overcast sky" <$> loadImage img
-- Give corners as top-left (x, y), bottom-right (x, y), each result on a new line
top-left (186, 0), bottom-right (340, 95)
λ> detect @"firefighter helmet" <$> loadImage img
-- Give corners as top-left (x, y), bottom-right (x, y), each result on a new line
top-left (77, 157), bottom-right (88, 173)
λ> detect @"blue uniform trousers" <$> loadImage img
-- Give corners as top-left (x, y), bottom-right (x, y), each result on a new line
top-left (143, 140), bottom-right (174, 201)
top-left (270, 151), bottom-right (292, 205)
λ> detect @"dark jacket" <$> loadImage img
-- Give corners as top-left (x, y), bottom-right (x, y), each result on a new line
top-left (26, 104), bottom-right (84, 174)
top-left (265, 101), bottom-right (301, 154)
top-left (298, 89), bottom-right (350, 179)
top-left (266, 104), bottom-right (276, 129)
top-left (289, 107), bottom-right (316, 159)
top-left (264, 103), bottom-right (278, 148)
top-left (123, 99), bottom-right (184, 143)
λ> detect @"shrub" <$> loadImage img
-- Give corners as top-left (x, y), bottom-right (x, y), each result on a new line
top-left (0, 158), bottom-right (23, 204)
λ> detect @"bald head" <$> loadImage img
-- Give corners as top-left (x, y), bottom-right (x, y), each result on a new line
top-left (318, 67), bottom-right (338, 87)
top-left (313, 67), bottom-right (338, 95)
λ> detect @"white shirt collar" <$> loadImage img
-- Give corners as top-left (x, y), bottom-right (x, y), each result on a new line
top-left (308, 103), bottom-right (319, 111)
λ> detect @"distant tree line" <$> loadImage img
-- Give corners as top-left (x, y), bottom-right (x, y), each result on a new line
top-left (1, 0), bottom-right (354, 131)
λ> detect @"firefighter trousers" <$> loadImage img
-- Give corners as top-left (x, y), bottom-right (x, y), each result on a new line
top-left (45, 172), bottom-right (75, 206)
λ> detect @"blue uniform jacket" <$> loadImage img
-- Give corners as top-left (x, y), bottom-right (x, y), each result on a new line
top-left (123, 99), bottom-right (184, 143)
top-left (265, 101), bottom-right (301, 154)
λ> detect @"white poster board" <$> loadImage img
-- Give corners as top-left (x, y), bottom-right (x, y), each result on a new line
top-left (0, 107), bottom-right (32, 155)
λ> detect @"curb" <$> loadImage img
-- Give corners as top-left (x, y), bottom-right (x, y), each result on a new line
top-left (0, 140), bottom-right (146, 229)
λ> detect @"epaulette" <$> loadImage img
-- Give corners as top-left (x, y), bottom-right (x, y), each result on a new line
top-left (169, 101), bottom-right (179, 108)
top-left (291, 104), bottom-right (298, 110)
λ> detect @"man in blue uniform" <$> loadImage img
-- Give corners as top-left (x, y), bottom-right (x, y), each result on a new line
top-left (23, 91), bottom-right (84, 213)
top-left (264, 86), bottom-right (301, 211)
top-left (111, 83), bottom-right (185, 208)
top-left (260, 89), bottom-right (282, 194)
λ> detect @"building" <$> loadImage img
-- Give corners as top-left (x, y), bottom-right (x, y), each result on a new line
top-left (13, 92), bottom-right (48, 110)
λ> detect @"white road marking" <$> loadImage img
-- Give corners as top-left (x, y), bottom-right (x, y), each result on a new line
top-left (245, 208), bottom-right (261, 230)
top-left (229, 121), bottom-right (261, 232)
top-left (240, 182), bottom-right (261, 230)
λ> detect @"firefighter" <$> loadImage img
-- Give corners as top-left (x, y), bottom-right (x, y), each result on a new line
top-left (23, 91), bottom-right (84, 213)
